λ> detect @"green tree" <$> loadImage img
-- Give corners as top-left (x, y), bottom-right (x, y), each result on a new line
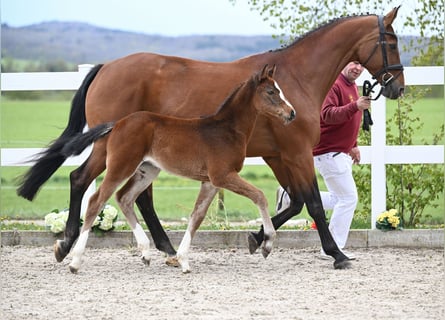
top-left (234, 0), bottom-right (444, 227)
top-left (233, 0), bottom-right (443, 66)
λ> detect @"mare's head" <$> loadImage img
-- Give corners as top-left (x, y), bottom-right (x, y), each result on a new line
top-left (356, 6), bottom-right (405, 99)
top-left (251, 65), bottom-right (296, 125)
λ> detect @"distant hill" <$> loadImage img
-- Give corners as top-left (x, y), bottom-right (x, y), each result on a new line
top-left (1, 21), bottom-right (421, 67)
top-left (1, 21), bottom-right (281, 65)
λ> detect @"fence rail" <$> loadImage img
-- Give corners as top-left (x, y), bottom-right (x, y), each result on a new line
top-left (1, 65), bottom-right (444, 228)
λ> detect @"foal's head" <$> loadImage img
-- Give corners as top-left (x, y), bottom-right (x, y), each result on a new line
top-left (252, 65), bottom-right (296, 125)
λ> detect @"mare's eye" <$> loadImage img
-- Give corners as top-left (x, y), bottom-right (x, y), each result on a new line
top-left (389, 43), bottom-right (397, 50)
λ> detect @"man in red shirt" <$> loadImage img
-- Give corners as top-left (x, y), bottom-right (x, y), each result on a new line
top-left (277, 61), bottom-right (371, 259)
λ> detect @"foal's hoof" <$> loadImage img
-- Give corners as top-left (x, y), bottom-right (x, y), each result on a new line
top-left (247, 232), bottom-right (260, 254)
top-left (333, 259), bottom-right (352, 270)
top-left (54, 240), bottom-right (69, 263)
top-left (141, 256), bottom-right (151, 266)
top-left (165, 256), bottom-right (180, 267)
top-left (69, 265), bottom-right (79, 274)
top-left (261, 246), bottom-right (272, 259)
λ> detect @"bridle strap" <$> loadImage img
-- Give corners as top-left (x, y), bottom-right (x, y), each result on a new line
top-left (362, 15), bottom-right (404, 91)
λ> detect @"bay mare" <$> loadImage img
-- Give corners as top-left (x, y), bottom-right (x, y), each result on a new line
top-left (59, 65), bottom-right (296, 273)
top-left (17, 8), bottom-right (404, 269)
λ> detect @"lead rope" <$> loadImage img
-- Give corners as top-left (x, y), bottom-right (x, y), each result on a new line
top-left (362, 80), bottom-right (375, 131)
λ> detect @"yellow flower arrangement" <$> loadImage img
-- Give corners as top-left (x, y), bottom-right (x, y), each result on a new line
top-left (376, 208), bottom-right (402, 230)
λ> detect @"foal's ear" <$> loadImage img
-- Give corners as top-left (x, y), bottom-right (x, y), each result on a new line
top-left (267, 65), bottom-right (277, 78)
top-left (259, 64), bottom-right (269, 80)
top-left (259, 64), bottom-right (276, 81)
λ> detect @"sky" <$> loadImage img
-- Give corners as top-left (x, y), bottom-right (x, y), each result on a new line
top-left (1, 0), bottom-right (277, 36)
top-left (1, 0), bottom-right (424, 37)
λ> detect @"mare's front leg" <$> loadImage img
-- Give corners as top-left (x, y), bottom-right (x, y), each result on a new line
top-left (116, 163), bottom-right (161, 266)
top-left (175, 182), bottom-right (219, 273)
top-left (304, 177), bottom-right (350, 269)
top-left (213, 172), bottom-right (275, 258)
top-left (247, 156), bottom-right (305, 254)
top-left (55, 143), bottom-right (107, 263)
top-left (250, 157), bottom-right (350, 269)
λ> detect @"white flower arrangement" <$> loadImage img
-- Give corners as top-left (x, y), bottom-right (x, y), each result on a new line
top-left (94, 204), bottom-right (119, 232)
top-left (44, 209), bottom-right (69, 233)
top-left (44, 204), bottom-right (119, 235)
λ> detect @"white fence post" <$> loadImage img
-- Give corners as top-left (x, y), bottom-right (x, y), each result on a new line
top-left (370, 96), bottom-right (387, 228)
top-left (1, 66), bottom-right (444, 227)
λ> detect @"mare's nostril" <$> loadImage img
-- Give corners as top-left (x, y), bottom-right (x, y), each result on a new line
top-left (399, 87), bottom-right (405, 97)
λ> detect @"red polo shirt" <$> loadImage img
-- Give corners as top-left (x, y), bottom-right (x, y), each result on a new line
top-left (313, 73), bottom-right (362, 156)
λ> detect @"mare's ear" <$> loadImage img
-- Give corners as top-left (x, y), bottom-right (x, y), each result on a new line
top-left (384, 5), bottom-right (400, 26)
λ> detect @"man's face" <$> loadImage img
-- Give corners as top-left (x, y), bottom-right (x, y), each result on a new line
top-left (343, 61), bottom-right (364, 82)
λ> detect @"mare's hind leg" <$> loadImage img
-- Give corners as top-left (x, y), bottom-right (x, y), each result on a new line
top-left (175, 182), bottom-right (219, 273)
top-left (212, 171), bottom-right (275, 258)
top-left (55, 142), bottom-right (107, 262)
top-left (115, 163), bottom-right (160, 266)
top-left (135, 186), bottom-right (177, 257)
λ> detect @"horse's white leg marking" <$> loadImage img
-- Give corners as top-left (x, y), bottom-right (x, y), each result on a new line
top-left (69, 230), bottom-right (90, 273)
top-left (176, 182), bottom-right (219, 273)
top-left (177, 230), bottom-right (192, 273)
top-left (133, 223), bottom-right (151, 263)
top-left (116, 162), bottom-right (160, 265)
top-left (259, 205), bottom-right (276, 257)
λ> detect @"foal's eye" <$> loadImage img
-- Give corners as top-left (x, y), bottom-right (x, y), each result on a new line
top-left (267, 89), bottom-right (275, 95)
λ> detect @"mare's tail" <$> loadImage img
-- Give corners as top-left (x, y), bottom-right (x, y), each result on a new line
top-left (61, 123), bottom-right (114, 158)
top-left (17, 64), bottom-right (104, 201)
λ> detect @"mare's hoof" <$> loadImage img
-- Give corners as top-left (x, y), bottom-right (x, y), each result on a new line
top-left (165, 256), bottom-right (180, 267)
top-left (54, 240), bottom-right (68, 263)
top-left (141, 256), bottom-right (151, 266)
top-left (333, 259), bottom-right (352, 270)
top-left (247, 233), bottom-right (259, 254)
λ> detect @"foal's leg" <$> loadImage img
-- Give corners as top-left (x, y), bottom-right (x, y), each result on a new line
top-left (212, 172), bottom-right (276, 258)
top-left (115, 163), bottom-right (160, 266)
top-left (175, 182), bottom-right (219, 273)
top-left (69, 158), bottom-right (141, 273)
top-left (55, 142), bottom-right (107, 262)
top-left (69, 181), bottom-right (119, 273)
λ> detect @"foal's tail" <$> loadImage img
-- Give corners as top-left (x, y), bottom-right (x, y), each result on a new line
top-left (16, 64), bottom-right (104, 201)
top-left (61, 123), bottom-right (114, 158)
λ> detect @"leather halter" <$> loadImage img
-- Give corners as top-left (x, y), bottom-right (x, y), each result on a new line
top-left (361, 15), bottom-right (404, 100)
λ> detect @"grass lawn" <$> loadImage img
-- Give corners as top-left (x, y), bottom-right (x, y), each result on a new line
top-left (1, 97), bottom-right (443, 228)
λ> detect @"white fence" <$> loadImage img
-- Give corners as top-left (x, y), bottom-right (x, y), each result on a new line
top-left (1, 66), bottom-right (444, 228)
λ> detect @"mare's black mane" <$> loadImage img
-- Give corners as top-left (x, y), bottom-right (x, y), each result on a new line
top-left (271, 13), bottom-right (377, 52)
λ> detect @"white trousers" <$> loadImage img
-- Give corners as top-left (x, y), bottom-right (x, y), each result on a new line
top-left (277, 152), bottom-right (358, 249)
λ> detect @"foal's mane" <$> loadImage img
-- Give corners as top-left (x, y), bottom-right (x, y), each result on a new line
top-left (272, 13), bottom-right (377, 52)
top-left (205, 75), bottom-right (258, 118)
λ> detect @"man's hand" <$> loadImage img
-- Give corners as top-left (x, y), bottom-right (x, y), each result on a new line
top-left (349, 147), bottom-right (361, 164)
top-left (356, 96), bottom-right (371, 111)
